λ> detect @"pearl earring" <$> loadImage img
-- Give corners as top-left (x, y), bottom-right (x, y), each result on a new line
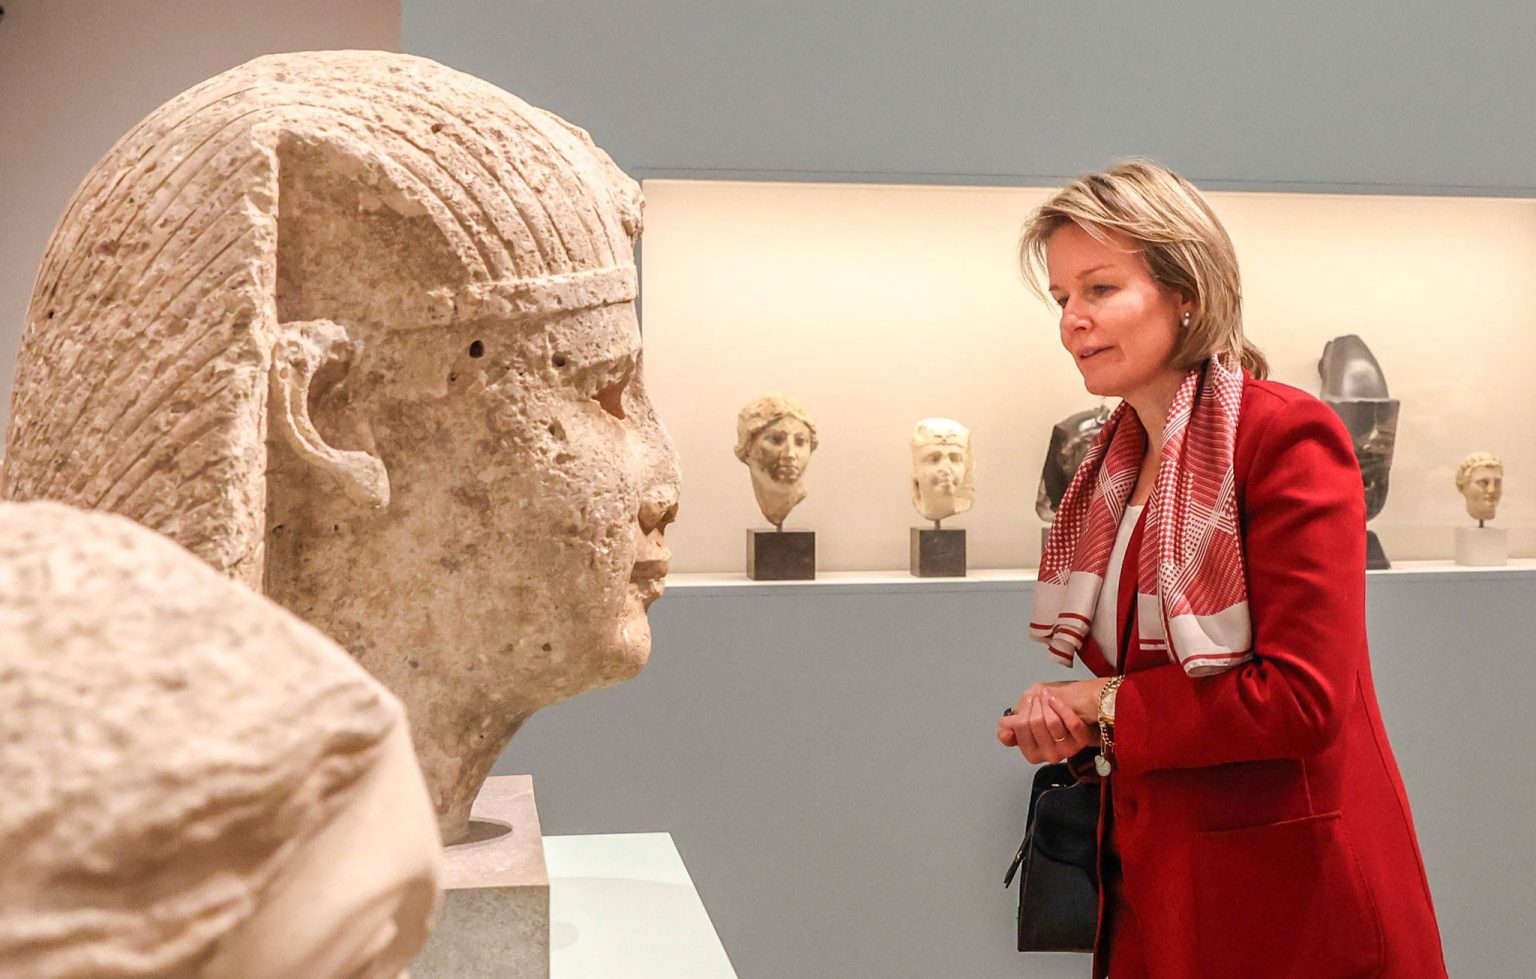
top-left (1181, 311), bottom-right (1192, 328)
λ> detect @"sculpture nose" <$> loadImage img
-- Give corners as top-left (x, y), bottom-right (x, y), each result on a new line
top-left (639, 493), bottom-right (679, 537)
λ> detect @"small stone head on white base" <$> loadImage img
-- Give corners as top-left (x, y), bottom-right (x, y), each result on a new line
top-left (0, 503), bottom-right (441, 979)
top-left (735, 394), bottom-right (819, 528)
top-left (1, 51), bottom-right (682, 844)
top-left (1455, 452), bottom-right (1504, 523)
top-left (910, 418), bottom-right (975, 523)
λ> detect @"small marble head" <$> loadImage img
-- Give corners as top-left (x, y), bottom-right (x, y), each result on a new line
top-left (1455, 452), bottom-right (1504, 523)
top-left (735, 394), bottom-right (819, 528)
top-left (910, 418), bottom-right (975, 523)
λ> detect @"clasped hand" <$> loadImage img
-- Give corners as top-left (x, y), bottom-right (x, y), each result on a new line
top-left (996, 679), bottom-right (1107, 764)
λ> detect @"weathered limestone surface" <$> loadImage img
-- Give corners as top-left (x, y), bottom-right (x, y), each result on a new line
top-left (1, 50), bottom-right (682, 844)
top-left (0, 502), bottom-right (441, 979)
top-left (909, 417), bottom-right (974, 523)
top-left (734, 394), bottom-right (817, 530)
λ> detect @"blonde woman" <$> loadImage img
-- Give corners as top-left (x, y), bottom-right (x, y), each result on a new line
top-left (998, 161), bottom-right (1445, 978)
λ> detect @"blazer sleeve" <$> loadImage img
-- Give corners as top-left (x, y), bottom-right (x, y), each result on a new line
top-left (1111, 395), bottom-right (1368, 775)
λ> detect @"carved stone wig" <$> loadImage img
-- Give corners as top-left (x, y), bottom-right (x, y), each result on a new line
top-left (2, 51), bottom-right (682, 844)
top-left (0, 503), bottom-right (437, 979)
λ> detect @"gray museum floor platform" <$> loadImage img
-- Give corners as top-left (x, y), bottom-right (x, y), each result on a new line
top-left (496, 563), bottom-right (1536, 978)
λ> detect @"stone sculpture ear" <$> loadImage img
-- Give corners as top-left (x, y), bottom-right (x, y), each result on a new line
top-left (269, 319), bottom-right (390, 509)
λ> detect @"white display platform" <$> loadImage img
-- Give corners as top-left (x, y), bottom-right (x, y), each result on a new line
top-left (545, 833), bottom-right (737, 979)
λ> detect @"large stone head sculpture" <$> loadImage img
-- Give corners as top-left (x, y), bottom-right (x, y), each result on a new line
top-left (734, 394), bottom-right (818, 529)
top-left (1, 51), bottom-right (681, 843)
top-left (1455, 452), bottom-right (1504, 523)
top-left (1318, 334), bottom-right (1399, 521)
top-left (0, 503), bottom-right (441, 979)
top-left (910, 417), bottom-right (975, 523)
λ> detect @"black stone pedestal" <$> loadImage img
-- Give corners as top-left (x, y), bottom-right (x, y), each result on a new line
top-left (911, 527), bottom-right (966, 578)
top-left (1366, 529), bottom-right (1390, 570)
top-left (747, 529), bottom-right (816, 580)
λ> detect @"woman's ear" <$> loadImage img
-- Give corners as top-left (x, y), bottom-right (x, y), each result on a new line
top-left (269, 319), bottom-right (390, 509)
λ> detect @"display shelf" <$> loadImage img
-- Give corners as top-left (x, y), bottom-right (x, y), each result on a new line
top-left (668, 559), bottom-right (1536, 597)
top-left (545, 833), bottom-right (737, 979)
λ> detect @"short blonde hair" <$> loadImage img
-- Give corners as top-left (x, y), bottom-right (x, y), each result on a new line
top-left (1018, 159), bottom-right (1268, 379)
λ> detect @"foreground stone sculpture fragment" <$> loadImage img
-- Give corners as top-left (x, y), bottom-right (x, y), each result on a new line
top-left (0, 502), bottom-right (441, 979)
top-left (2, 50), bottom-right (682, 844)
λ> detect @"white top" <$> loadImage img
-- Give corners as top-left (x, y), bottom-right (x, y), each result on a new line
top-left (1089, 505), bottom-right (1144, 670)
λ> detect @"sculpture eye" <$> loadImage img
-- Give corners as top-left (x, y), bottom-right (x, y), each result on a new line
top-left (592, 360), bottom-right (633, 421)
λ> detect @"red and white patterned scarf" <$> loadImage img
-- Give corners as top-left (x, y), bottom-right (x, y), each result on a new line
top-left (1030, 356), bottom-right (1252, 677)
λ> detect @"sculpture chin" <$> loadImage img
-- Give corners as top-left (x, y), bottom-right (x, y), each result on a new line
top-left (914, 483), bottom-right (973, 523)
top-left (614, 587), bottom-right (656, 680)
top-left (751, 471), bottom-right (808, 527)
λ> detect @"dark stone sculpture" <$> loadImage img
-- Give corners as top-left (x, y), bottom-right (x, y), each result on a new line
top-left (1036, 403), bottom-right (1112, 522)
top-left (1319, 335), bottom-right (1399, 569)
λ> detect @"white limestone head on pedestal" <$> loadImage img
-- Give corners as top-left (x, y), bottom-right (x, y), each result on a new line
top-left (0, 51), bottom-right (682, 844)
top-left (910, 417), bottom-right (975, 523)
top-left (1455, 452), bottom-right (1504, 523)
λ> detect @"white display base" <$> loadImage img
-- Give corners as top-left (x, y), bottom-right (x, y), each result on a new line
top-left (546, 833), bottom-right (737, 978)
top-left (1456, 525), bottom-right (1509, 566)
top-left (412, 775), bottom-right (551, 979)
top-left (667, 559), bottom-right (1536, 596)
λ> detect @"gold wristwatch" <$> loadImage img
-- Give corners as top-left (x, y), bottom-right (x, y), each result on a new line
top-left (1094, 676), bottom-right (1126, 776)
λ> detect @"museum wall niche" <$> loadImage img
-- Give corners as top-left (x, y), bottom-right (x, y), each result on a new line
top-left (639, 179), bottom-right (1536, 575)
top-left (0, 502), bottom-right (441, 979)
top-left (0, 50), bottom-right (683, 851)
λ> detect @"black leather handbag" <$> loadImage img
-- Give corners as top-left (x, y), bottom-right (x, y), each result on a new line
top-left (1003, 762), bottom-right (1101, 952)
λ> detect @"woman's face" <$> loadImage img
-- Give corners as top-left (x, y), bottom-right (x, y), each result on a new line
top-left (751, 417), bottom-right (813, 484)
top-left (1045, 222), bottom-right (1189, 404)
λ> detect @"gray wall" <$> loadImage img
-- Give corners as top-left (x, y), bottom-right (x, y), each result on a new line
top-left (497, 571), bottom-right (1535, 978)
top-left (404, 0), bottom-right (1536, 195)
top-left (0, 0), bottom-right (401, 447)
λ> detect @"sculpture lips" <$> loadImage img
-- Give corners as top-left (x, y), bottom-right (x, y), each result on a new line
top-left (629, 557), bottom-right (670, 606)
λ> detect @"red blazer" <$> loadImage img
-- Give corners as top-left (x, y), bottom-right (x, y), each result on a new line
top-left (1072, 377), bottom-right (1446, 978)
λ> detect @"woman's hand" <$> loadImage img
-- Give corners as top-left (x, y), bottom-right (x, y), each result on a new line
top-left (996, 679), bottom-right (1107, 764)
